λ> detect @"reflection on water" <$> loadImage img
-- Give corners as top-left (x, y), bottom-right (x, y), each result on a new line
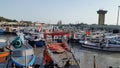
top-left (69, 43), bottom-right (120, 68)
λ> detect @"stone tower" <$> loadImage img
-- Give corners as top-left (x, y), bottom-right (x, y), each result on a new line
top-left (97, 10), bottom-right (107, 25)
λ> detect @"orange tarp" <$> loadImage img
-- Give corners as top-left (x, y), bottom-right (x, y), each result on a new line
top-left (44, 30), bottom-right (50, 33)
top-left (85, 31), bottom-right (90, 36)
top-left (48, 43), bottom-right (65, 53)
top-left (0, 52), bottom-right (9, 63)
top-left (61, 43), bottom-right (70, 51)
top-left (47, 43), bottom-right (70, 52)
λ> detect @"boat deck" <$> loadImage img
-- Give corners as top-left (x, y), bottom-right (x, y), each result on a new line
top-left (47, 48), bottom-right (79, 68)
top-left (45, 39), bottom-right (80, 68)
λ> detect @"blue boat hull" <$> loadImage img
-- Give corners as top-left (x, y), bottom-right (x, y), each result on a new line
top-left (0, 32), bottom-right (4, 34)
top-left (35, 40), bottom-right (45, 47)
top-left (0, 29), bottom-right (4, 34)
top-left (11, 55), bottom-right (35, 67)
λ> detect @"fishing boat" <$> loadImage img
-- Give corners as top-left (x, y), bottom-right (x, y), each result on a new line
top-left (79, 33), bottom-right (120, 52)
top-left (43, 31), bottom-right (80, 68)
top-left (0, 39), bottom-right (11, 68)
top-left (68, 31), bottom-right (84, 43)
top-left (10, 36), bottom-right (35, 68)
top-left (24, 32), bottom-right (45, 47)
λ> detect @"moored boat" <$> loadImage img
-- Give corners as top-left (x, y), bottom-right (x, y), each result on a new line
top-left (79, 33), bottom-right (120, 52)
top-left (0, 39), bottom-right (11, 68)
top-left (0, 39), bottom-right (10, 63)
top-left (10, 36), bottom-right (35, 67)
top-left (24, 32), bottom-right (45, 47)
top-left (43, 31), bottom-right (80, 68)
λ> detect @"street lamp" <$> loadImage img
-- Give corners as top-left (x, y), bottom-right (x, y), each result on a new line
top-left (117, 6), bottom-right (120, 25)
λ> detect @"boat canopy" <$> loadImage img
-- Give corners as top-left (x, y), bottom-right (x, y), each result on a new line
top-left (44, 31), bottom-right (71, 39)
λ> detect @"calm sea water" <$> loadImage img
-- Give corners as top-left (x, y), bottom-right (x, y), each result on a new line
top-left (69, 43), bottom-right (120, 68)
top-left (1, 34), bottom-right (120, 68)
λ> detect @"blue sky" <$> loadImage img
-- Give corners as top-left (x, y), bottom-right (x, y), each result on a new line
top-left (0, 0), bottom-right (120, 25)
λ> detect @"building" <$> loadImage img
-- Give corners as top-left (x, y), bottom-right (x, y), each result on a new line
top-left (97, 9), bottom-right (107, 25)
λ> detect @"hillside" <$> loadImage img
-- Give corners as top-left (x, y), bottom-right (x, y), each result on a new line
top-left (0, 16), bottom-right (17, 22)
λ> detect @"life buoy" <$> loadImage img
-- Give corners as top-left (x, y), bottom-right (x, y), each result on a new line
top-left (12, 40), bottom-right (22, 48)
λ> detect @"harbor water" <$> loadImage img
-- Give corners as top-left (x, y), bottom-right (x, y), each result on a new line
top-left (1, 34), bottom-right (120, 68)
top-left (69, 43), bottom-right (120, 68)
